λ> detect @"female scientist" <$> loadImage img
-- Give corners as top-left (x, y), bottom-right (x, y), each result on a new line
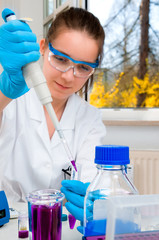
top-left (0, 7), bottom-right (106, 226)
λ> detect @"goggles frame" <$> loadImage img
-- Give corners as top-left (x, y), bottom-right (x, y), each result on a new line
top-left (48, 42), bottom-right (99, 68)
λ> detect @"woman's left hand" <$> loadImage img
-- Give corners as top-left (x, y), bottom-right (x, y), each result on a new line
top-left (61, 180), bottom-right (89, 222)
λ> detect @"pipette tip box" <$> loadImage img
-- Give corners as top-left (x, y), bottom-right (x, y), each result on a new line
top-left (105, 194), bottom-right (159, 240)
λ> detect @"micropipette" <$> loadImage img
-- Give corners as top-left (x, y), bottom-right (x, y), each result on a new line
top-left (2, 8), bottom-right (77, 172)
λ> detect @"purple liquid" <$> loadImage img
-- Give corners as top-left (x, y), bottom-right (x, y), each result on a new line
top-left (32, 205), bottom-right (39, 240)
top-left (71, 160), bottom-right (77, 172)
top-left (51, 203), bottom-right (62, 240)
top-left (68, 214), bottom-right (76, 229)
top-left (18, 230), bottom-right (29, 238)
top-left (31, 203), bottom-right (62, 240)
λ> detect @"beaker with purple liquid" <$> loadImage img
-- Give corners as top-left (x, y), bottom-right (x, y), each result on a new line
top-left (27, 189), bottom-right (64, 240)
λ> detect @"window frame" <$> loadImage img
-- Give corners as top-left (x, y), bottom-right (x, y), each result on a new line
top-left (43, 0), bottom-right (88, 36)
top-left (101, 108), bottom-right (159, 126)
top-left (43, 0), bottom-right (75, 37)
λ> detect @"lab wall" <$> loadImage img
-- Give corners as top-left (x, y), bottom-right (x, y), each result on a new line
top-left (102, 125), bottom-right (159, 150)
top-left (101, 108), bottom-right (159, 150)
top-left (101, 120), bottom-right (159, 194)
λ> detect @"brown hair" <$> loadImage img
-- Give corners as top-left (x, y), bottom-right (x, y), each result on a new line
top-left (46, 7), bottom-right (105, 95)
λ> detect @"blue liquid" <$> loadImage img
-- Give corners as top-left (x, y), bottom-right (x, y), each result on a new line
top-left (85, 219), bottom-right (106, 236)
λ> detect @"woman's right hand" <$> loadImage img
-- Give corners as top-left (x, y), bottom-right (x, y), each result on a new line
top-left (0, 11), bottom-right (40, 99)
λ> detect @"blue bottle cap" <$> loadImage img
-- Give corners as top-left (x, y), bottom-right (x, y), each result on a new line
top-left (94, 145), bottom-right (130, 165)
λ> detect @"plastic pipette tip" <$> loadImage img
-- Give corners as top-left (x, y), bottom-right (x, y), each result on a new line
top-left (68, 214), bottom-right (76, 229)
top-left (71, 160), bottom-right (77, 172)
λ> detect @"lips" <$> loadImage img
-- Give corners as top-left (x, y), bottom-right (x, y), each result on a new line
top-left (55, 81), bottom-right (71, 89)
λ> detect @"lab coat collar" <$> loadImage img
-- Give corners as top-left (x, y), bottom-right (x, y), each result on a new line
top-left (28, 89), bottom-right (76, 130)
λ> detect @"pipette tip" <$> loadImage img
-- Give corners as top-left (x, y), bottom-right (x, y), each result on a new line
top-left (71, 160), bottom-right (77, 172)
top-left (68, 214), bottom-right (76, 229)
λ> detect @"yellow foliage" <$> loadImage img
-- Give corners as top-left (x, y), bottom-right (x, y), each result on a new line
top-left (89, 73), bottom-right (106, 108)
top-left (120, 89), bottom-right (137, 107)
top-left (90, 71), bottom-right (159, 108)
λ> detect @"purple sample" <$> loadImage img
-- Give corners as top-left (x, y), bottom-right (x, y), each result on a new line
top-left (51, 203), bottom-right (62, 240)
top-left (32, 205), bottom-right (39, 240)
top-left (68, 214), bottom-right (76, 229)
top-left (31, 203), bottom-right (62, 240)
top-left (18, 230), bottom-right (29, 238)
top-left (71, 160), bottom-right (77, 172)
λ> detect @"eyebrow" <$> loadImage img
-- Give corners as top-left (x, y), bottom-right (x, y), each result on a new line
top-left (48, 42), bottom-right (99, 68)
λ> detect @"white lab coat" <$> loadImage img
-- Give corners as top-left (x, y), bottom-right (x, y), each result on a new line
top-left (0, 89), bottom-right (106, 201)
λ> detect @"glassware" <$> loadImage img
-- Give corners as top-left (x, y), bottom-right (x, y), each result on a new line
top-left (105, 194), bottom-right (159, 240)
top-left (27, 189), bottom-right (64, 240)
top-left (84, 145), bottom-right (138, 237)
top-left (18, 211), bottom-right (29, 239)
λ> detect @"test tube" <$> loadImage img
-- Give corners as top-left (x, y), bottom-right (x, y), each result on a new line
top-left (18, 211), bottom-right (29, 239)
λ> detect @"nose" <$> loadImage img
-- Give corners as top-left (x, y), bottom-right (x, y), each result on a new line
top-left (61, 66), bottom-right (75, 81)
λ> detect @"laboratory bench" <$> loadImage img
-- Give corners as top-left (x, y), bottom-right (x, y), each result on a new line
top-left (0, 201), bottom-right (82, 240)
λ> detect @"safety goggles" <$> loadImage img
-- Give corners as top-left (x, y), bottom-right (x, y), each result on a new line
top-left (48, 42), bottom-right (99, 78)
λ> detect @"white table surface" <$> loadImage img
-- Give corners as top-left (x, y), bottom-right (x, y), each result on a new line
top-left (0, 201), bottom-right (82, 240)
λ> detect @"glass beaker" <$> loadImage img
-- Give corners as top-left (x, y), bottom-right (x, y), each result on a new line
top-left (27, 189), bottom-right (65, 240)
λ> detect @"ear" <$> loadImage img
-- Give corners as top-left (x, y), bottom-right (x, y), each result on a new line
top-left (39, 38), bottom-right (46, 55)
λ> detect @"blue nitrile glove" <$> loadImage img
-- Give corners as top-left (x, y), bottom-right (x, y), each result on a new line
top-left (61, 180), bottom-right (90, 234)
top-left (0, 8), bottom-right (40, 99)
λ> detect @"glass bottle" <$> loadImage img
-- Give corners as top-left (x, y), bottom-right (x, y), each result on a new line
top-left (84, 145), bottom-right (138, 237)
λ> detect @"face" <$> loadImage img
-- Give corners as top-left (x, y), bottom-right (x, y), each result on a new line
top-left (40, 30), bottom-right (99, 102)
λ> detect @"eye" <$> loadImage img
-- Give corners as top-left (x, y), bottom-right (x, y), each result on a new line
top-left (78, 64), bottom-right (91, 72)
top-left (54, 55), bottom-right (68, 63)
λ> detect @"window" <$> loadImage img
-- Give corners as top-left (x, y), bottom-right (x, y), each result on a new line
top-left (44, 0), bottom-right (54, 18)
top-left (42, 0), bottom-right (159, 123)
top-left (43, 0), bottom-right (76, 38)
top-left (56, 0), bottom-right (68, 8)
top-left (88, 0), bottom-right (159, 109)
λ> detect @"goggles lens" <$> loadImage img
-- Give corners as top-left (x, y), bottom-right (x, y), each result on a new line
top-left (48, 43), bottom-right (98, 78)
top-left (49, 52), bottom-right (95, 77)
